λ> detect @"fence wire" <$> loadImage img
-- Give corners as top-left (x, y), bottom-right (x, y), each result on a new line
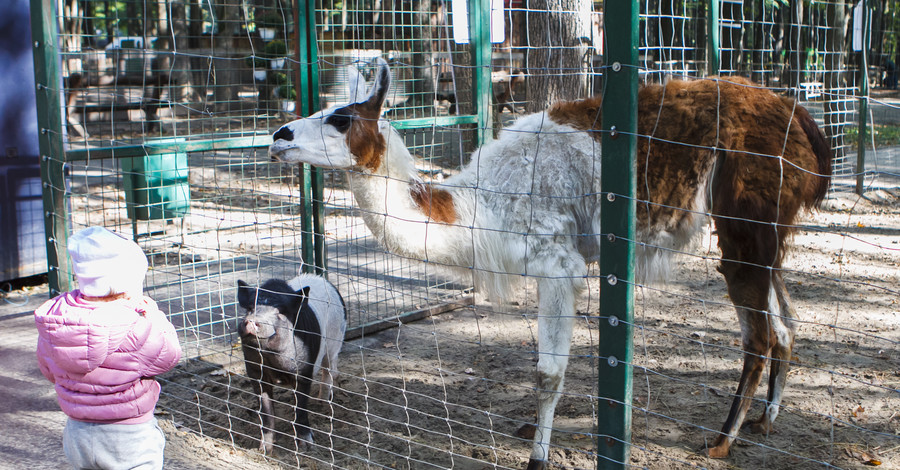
top-left (32, 0), bottom-right (900, 468)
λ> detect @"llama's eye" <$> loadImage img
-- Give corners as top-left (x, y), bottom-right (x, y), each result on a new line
top-left (325, 107), bottom-right (354, 133)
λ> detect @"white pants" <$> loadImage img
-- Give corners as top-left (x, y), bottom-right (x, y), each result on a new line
top-left (63, 417), bottom-right (165, 470)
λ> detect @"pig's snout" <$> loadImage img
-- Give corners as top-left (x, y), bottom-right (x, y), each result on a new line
top-left (241, 318), bottom-right (260, 337)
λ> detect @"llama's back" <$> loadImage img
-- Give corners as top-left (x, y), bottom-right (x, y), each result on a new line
top-left (444, 111), bottom-right (605, 296)
top-left (543, 77), bottom-right (831, 280)
top-left (636, 78), bottom-right (831, 267)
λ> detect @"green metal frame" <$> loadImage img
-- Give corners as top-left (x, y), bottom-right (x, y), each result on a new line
top-left (296, 0), bottom-right (326, 276)
top-left (598, 1), bottom-right (638, 468)
top-left (707, 0), bottom-right (720, 75)
top-left (468, 0), bottom-right (493, 145)
top-left (856, 0), bottom-right (870, 195)
top-left (30, 0), bottom-right (72, 296)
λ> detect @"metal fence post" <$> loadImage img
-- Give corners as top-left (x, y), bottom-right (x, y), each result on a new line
top-left (30, 0), bottom-right (72, 296)
top-left (856, 0), bottom-right (869, 196)
top-left (468, 0), bottom-right (493, 145)
top-left (295, 0), bottom-right (326, 275)
top-left (597, 0), bottom-right (638, 468)
top-left (708, 0), bottom-right (720, 76)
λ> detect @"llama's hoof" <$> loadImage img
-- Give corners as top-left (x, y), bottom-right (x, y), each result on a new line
top-left (703, 443), bottom-right (731, 459)
top-left (525, 459), bottom-right (546, 470)
top-left (744, 417), bottom-right (775, 435)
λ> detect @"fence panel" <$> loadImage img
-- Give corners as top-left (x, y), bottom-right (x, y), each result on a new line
top-left (31, 0), bottom-right (900, 468)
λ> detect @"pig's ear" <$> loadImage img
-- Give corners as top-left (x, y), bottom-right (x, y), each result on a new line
top-left (237, 280), bottom-right (256, 309)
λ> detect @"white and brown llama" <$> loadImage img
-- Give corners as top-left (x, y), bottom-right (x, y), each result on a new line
top-left (269, 59), bottom-right (832, 468)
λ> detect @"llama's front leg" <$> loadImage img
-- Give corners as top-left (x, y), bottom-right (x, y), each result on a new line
top-left (526, 277), bottom-right (578, 470)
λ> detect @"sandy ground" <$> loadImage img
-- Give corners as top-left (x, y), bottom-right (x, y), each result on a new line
top-left (2, 188), bottom-right (898, 470)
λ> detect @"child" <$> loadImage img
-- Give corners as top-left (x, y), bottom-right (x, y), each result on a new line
top-left (34, 226), bottom-right (182, 470)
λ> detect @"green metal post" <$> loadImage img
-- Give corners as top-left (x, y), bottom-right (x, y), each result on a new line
top-left (708, 0), bottom-right (720, 76)
top-left (295, 0), bottom-right (326, 275)
top-left (597, 0), bottom-right (638, 468)
top-left (468, 0), bottom-right (493, 145)
top-left (856, 0), bottom-right (869, 196)
top-left (30, 0), bottom-right (73, 296)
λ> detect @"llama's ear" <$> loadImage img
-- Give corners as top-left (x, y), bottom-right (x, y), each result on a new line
top-left (363, 58), bottom-right (391, 112)
top-left (346, 64), bottom-right (369, 104)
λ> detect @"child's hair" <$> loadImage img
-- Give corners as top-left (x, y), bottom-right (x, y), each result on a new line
top-left (67, 226), bottom-right (149, 297)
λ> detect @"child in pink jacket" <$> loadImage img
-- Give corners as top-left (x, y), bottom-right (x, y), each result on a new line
top-left (34, 226), bottom-right (182, 470)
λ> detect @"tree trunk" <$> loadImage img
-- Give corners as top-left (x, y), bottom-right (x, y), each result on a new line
top-left (409, 0), bottom-right (435, 109)
top-left (169, 1), bottom-right (203, 107)
top-left (524, 0), bottom-right (591, 113)
top-left (825, 0), bottom-right (850, 165)
top-left (212, 0), bottom-right (243, 113)
top-left (784, 0), bottom-right (804, 89)
top-left (61, 0), bottom-right (84, 76)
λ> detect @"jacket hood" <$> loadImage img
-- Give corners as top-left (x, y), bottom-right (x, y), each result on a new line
top-left (34, 291), bottom-right (139, 376)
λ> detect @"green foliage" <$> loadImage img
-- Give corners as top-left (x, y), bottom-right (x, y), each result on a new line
top-left (264, 40), bottom-right (288, 58)
top-left (270, 72), bottom-right (290, 86)
top-left (276, 84), bottom-right (297, 100)
top-left (255, 10), bottom-right (286, 30)
top-left (245, 55), bottom-right (268, 68)
top-left (845, 124), bottom-right (900, 148)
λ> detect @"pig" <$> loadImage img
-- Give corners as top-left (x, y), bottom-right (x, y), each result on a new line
top-left (237, 273), bottom-right (347, 454)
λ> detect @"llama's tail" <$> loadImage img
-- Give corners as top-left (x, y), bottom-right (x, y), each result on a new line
top-left (794, 103), bottom-right (833, 208)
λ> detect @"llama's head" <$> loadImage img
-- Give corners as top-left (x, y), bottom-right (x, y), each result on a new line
top-left (269, 59), bottom-right (391, 171)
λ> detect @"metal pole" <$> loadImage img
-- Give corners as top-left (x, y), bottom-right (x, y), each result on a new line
top-left (708, 0), bottom-right (720, 76)
top-left (597, 0), bottom-right (638, 468)
top-left (30, 0), bottom-right (73, 296)
top-left (295, 0), bottom-right (326, 275)
top-left (856, 0), bottom-right (869, 195)
top-left (468, 0), bottom-right (493, 145)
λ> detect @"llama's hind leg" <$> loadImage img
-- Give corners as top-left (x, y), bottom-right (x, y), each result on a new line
top-left (746, 273), bottom-right (797, 435)
top-left (705, 262), bottom-right (775, 459)
top-left (526, 275), bottom-right (579, 470)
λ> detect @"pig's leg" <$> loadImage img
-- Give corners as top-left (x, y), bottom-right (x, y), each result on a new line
top-left (257, 380), bottom-right (276, 454)
top-left (293, 371), bottom-right (315, 447)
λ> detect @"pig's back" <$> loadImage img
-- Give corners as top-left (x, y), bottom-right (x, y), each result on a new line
top-left (288, 274), bottom-right (347, 374)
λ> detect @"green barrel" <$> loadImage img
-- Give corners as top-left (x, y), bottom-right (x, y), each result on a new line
top-left (121, 139), bottom-right (190, 221)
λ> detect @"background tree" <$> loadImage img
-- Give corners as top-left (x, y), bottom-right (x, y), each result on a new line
top-left (524, 0), bottom-right (592, 113)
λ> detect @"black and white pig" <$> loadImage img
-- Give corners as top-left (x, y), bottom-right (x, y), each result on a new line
top-left (236, 273), bottom-right (347, 454)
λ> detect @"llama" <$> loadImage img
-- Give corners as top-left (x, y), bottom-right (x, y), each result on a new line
top-left (268, 59), bottom-right (831, 467)
top-left (237, 273), bottom-right (347, 453)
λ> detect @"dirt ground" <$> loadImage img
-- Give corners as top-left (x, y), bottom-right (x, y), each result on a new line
top-left (151, 189), bottom-right (899, 470)
top-left (3, 189), bottom-right (898, 470)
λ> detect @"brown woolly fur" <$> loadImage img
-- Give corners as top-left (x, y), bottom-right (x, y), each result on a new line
top-left (410, 183), bottom-right (457, 224)
top-left (551, 76), bottom-right (833, 457)
top-left (346, 102), bottom-right (387, 172)
top-left (549, 76), bottom-right (831, 269)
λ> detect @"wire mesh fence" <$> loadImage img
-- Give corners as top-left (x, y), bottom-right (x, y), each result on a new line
top-left (29, 0), bottom-right (900, 468)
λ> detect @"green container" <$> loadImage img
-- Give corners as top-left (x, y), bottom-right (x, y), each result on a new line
top-left (121, 142), bottom-right (190, 221)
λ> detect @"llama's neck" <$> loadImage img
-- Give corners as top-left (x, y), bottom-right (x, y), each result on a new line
top-left (346, 124), bottom-right (474, 267)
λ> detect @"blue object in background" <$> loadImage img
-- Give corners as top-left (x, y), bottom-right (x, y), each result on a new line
top-left (0, 0), bottom-right (47, 282)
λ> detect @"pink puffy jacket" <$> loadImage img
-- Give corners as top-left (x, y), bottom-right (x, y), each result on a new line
top-left (34, 291), bottom-right (182, 424)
